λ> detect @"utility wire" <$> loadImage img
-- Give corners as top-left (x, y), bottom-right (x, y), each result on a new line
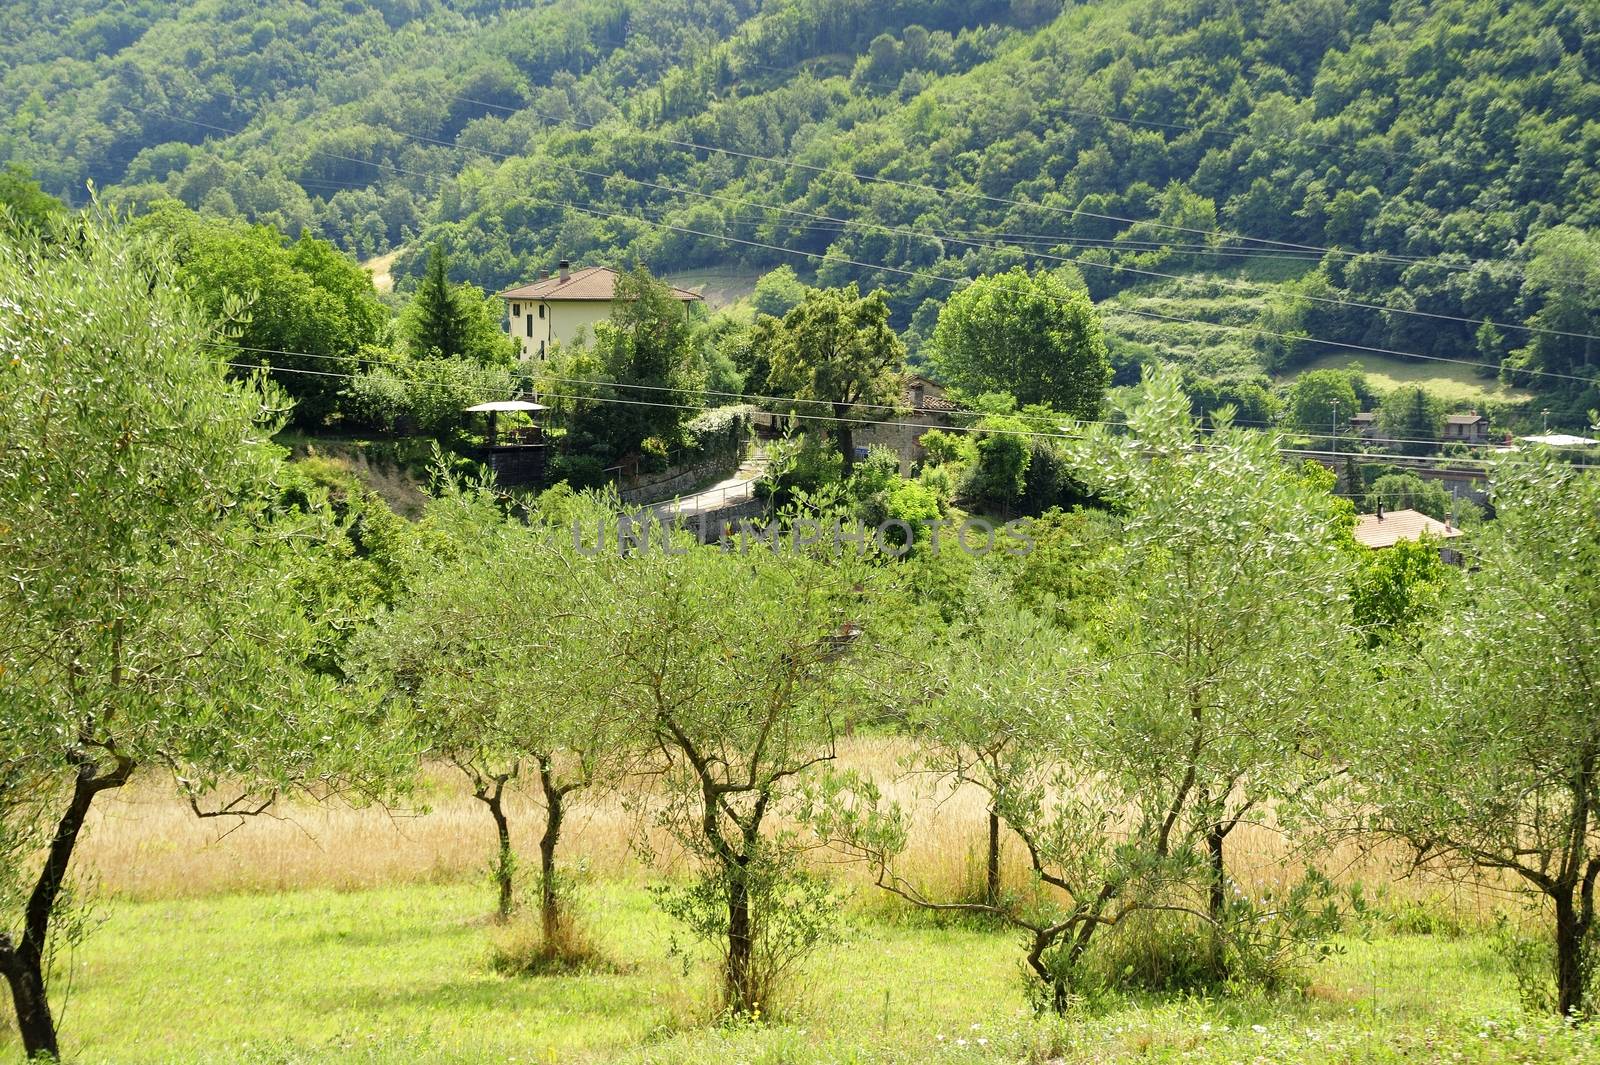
top-left (217, 352), bottom-right (1586, 471)
top-left (381, 119), bottom-right (1600, 344)
top-left (222, 341), bottom-right (1502, 453)
top-left (733, 56), bottom-right (1584, 184)
top-left (442, 89), bottom-right (1588, 283)
top-left (131, 108), bottom-right (1598, 386)
top-left (166, 63), bottom-right (1593, 285)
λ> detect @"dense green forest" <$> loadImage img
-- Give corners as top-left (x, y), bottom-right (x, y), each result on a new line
top-left (5, 0), bottom-right (1599, 417)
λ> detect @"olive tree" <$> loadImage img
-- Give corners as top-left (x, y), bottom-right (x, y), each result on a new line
top-left (595, 535), bottom-right (899, 1015)
top-left (812, 400), bottom-right (1357, 1005)
top-left (0, 206), bottom-right (389, 1058)
top-left (1360, 453), bottom-right (1600, 1017)
top-left (808, 595), bottom-right (1220, 1011)
top-left (1067, 369), bottom-right (1359, 969)
top-left (353, 485), bottom-right (632, 934)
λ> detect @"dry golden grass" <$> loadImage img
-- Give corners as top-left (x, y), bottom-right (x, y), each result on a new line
top-left (74, 737), bottom-right (1500, 924)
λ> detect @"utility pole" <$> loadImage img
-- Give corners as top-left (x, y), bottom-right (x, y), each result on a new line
top-left (1331, 398), bottom-right (1340, 462)
top-left (1542, 408), bottom-right (1551, 432)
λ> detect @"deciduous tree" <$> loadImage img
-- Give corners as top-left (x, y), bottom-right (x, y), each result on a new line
top-left (762, 283), bottom-right (904, 476)
top-left (928, 267), bottom-right (1110, 418)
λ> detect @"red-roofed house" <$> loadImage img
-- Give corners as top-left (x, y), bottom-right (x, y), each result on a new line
top-left (1351, 505), bottom-right (1465, 563)
top-left (498, 261), bottom-right (703, 361)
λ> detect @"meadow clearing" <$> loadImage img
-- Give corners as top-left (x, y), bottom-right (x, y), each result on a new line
top-left (9, 739), bottom-right (1597, 1064)
top-left (1284, 354), bottom-right (1538, 407)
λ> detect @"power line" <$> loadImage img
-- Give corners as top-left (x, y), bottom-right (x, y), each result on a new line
top-left (215, 348), bottom-right (1585, 471)
top-left (382, 119), bottom-right (1600, 345)
top-left (537, 193), bottom-right (1598, 386)
top-left (733, 57), bottom-right (1584, 185)
top-left (132, 106), bottom-right (1598, 386)
top-left (223, 341), bottom-right (1492, 452)
top-left (442, 90), bottom-right (1587, 285)
top-left (148, 67), bottom-right (1591, 289)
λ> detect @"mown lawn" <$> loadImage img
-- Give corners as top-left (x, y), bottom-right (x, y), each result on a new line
top-left (13, 881), bottom-right (1600, 1063)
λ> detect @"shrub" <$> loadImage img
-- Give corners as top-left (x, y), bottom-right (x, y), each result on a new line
top-left (548, 452), bottom-right (609, 490)
top-left (1072, 871), bottom-right (1349, 998)
top-left (653, 844), bottom-right (839, 1021)
top-left (343, 365), bottom-right (411, 433)
top-left (341, 356), bottom-right (515, 437)
top-left (683, 404), bottom-right (753, 466)
top-left (640, 435), bottom-right (671, 473)
top-left (757, 433), bottom-right (842, 505)
top-left (486, 897), bottom-right (607, 976)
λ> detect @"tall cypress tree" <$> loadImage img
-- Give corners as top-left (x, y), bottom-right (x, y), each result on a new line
top-left (407, 242), bottom-right (468, 358)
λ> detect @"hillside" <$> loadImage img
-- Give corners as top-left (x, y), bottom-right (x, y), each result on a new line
top-left (5, 0), bottom-right (1598, 411)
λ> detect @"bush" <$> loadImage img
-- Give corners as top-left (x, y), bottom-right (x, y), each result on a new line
top-left (341, 356), bottom-right (515, 437)
top-left (548, 452), bottom-right (609, 490)
top-left (683, 404), bottom-right (753, 466)
top-left (654, 844), bottom-right (839, 1021)
top-left (1490, 912), bottom-right (1600, 1016)
top-left (757, 434), bottom-right (842, 506)
top-left (486, 900), bottom-right (606, 976)
top-left (640, 435), bottom-right (671, 474)
top-left (1064, 871), bottom-right (1349, 1001)
top-left (343, 365), bottom-right (411, 433)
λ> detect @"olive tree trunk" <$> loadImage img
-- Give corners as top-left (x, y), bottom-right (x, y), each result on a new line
top-left (985, 809), bottom-right (1002, 907)
top-left (467, 767), bottom-right (518, 921)
top-left (535, 757), bottom-right (568, 945)
top-left (0, 757), bottom-right (133, 1059)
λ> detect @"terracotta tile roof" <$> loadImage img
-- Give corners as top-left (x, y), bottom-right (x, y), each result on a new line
top-left (903, 374), bottom-right (959, 413)
top-left (498, 266), bottom-right (703, 302)
top-left (1351, 508), bottom-right (1464, 549)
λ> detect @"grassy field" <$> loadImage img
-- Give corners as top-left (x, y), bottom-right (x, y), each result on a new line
top-left (7, 740), bottom-right (1594, 1063)
top-left (360, 248), bottom-right (405, 295)
top-left (21, 884), bottom-right (1599, 1064)
top-left (1285, 353), bottom-right (1538, 406)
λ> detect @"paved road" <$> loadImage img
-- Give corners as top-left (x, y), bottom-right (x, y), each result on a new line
top-left (647, 459), bottom-right (765, 518)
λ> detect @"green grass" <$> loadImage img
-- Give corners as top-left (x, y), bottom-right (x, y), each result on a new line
top-left (16, 881), bottom-right (1600, 1064)
top-left (1285, 353), bottom-right (1538, 406)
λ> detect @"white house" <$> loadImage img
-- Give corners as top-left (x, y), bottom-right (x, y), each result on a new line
top-left (498, 261), bottom-right (703, 361)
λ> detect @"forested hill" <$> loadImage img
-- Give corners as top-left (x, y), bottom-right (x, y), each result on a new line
top-left (6, 0), bottom-right (1599, 410)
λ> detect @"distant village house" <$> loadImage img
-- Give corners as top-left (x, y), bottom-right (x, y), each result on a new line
top-left (498, 261), bottom-right (702, 361)
top-left (855, 374), bottom-right (959, 474)
top-left (1351, 504), bottom-right (1464, 563)
top-left (1442, 411), bottom-right (1489, 445)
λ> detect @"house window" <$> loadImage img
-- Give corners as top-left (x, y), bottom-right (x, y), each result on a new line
top-left (525, 316), bottom-right (533, 338)
top-left (538, 304), bottom-right (546, 319)
top-left (539, 340), bottom-right (546, 358)
top-left (512, 303), bottom-right (521, 317)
